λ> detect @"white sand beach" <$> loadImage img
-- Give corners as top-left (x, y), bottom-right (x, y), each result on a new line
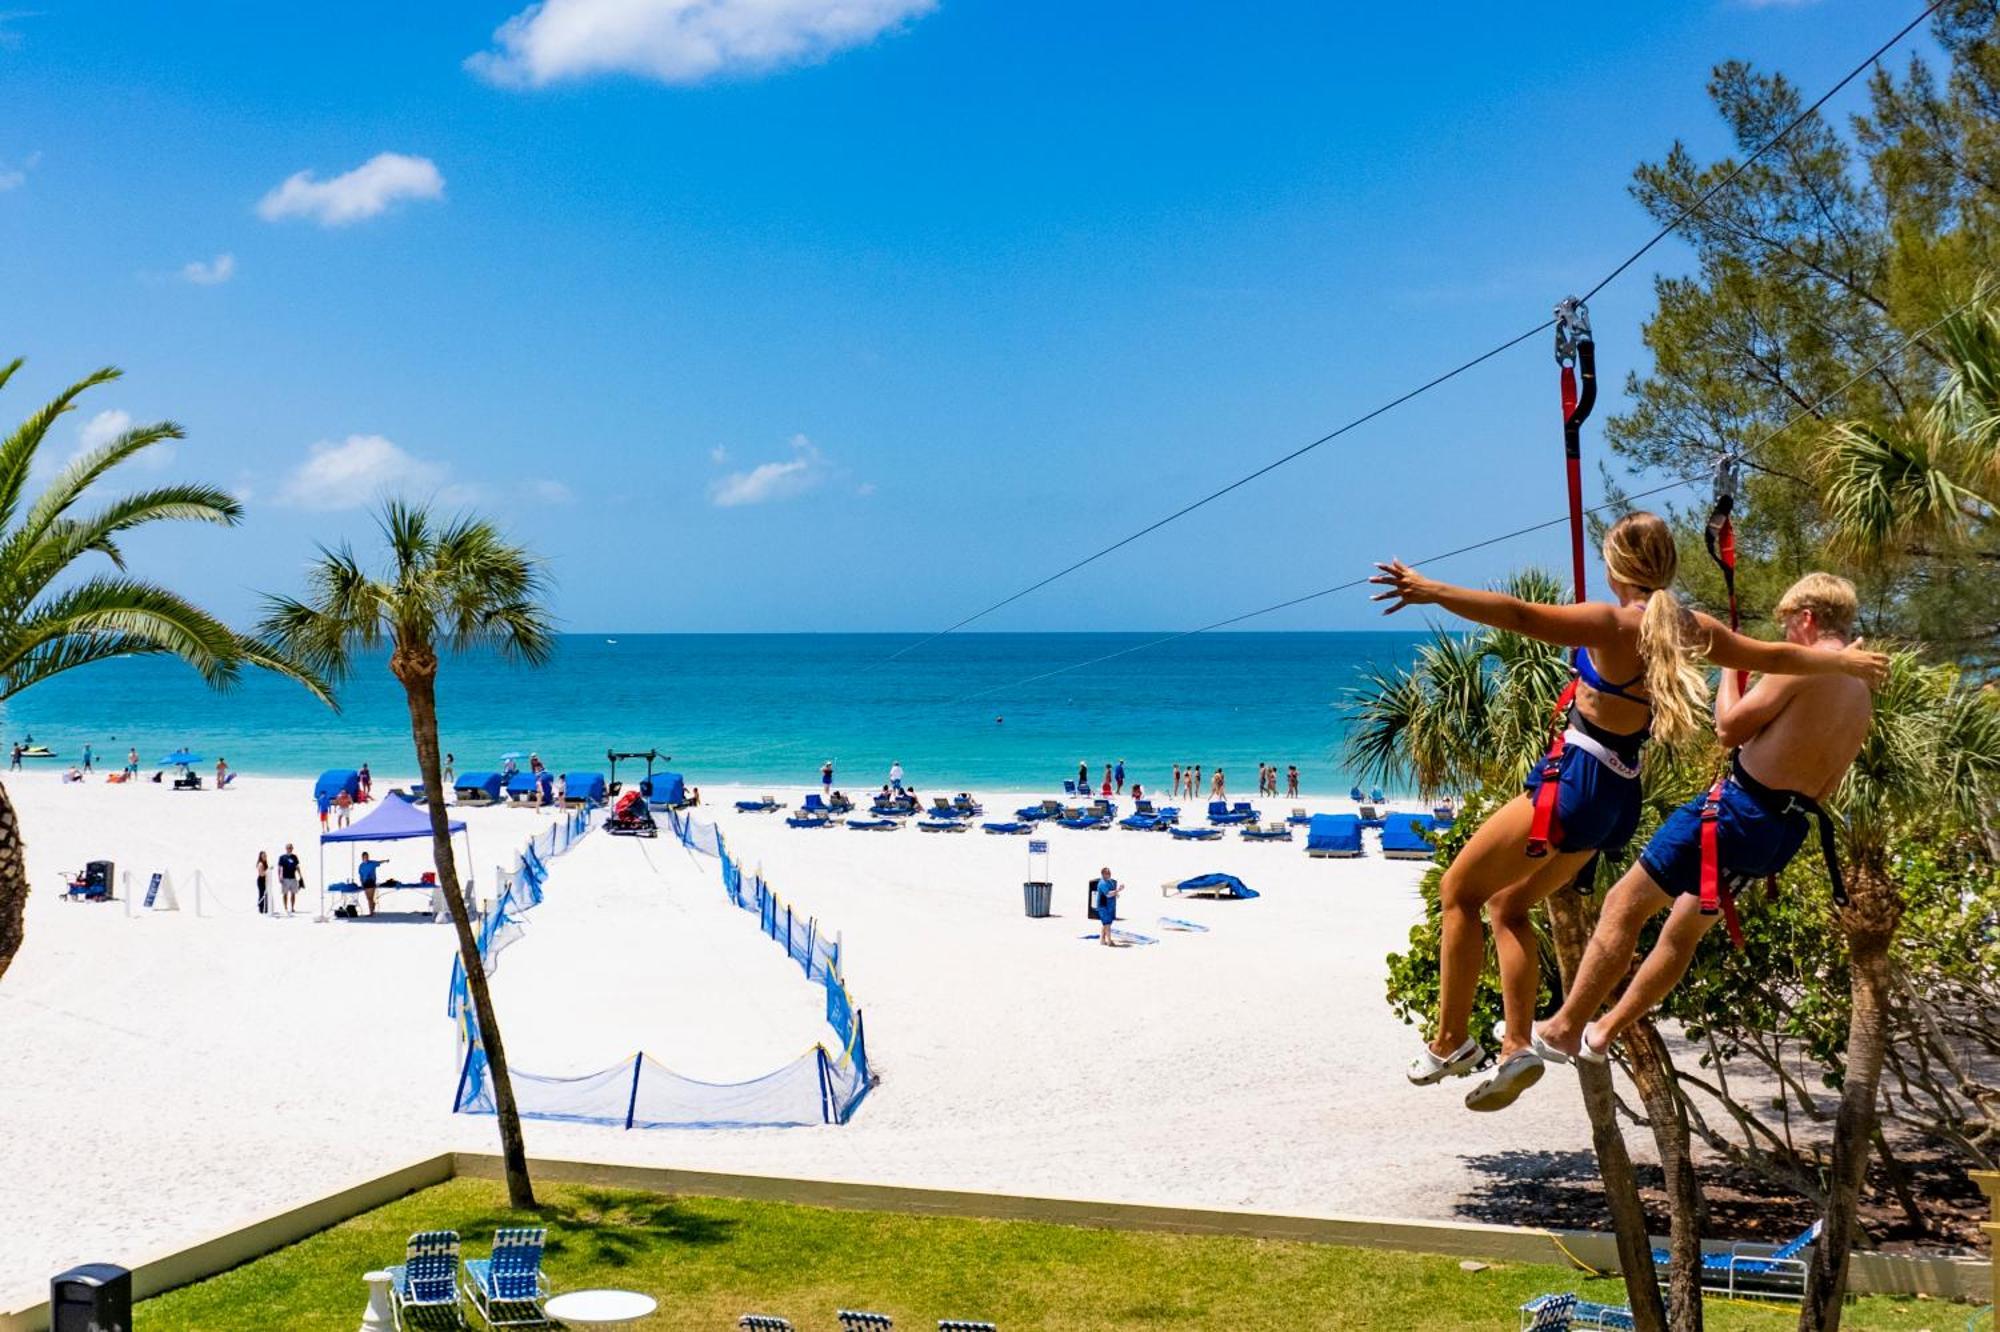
top-left (0, 771), bottom-right (1622, 1307)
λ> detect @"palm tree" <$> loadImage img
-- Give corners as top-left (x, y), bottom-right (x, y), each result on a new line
top-left (1796, 661), bottom-right (2000, 1330)
top-left (0, 360), bottom-right (327, 984)
top-left (258, 500), bottom-right (552, 1209)
top-left (1344, 569), bottom-right (1692, 1332)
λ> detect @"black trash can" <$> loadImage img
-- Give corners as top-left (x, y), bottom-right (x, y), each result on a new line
top-left (51, 1263), bottom-right (130, 1332)
top-left (1022, 880), bottom-right (1051, 918)
top-left (83, 860), bottom-right (114, 900)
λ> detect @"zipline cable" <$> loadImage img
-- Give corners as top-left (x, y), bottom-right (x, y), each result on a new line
top-left (952, 298), bottom-right (1968, 704)
top-left (891, 0), bottom-right (1942, 663)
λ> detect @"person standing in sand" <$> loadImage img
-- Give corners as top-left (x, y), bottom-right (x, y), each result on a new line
top-left (443, 752), bottom-right (455, 794)
top-left (1192, 764), bottom-right (1202, 799)
top-left (1077, 759), bottom-right (1088, 791)
top-left (821, 761), bottom-right (834, 798)
top-left (215, 757), bottom-right (228, 788)
top-left (255, 850), bottom-right (269, 915)
top-left (277, 843), bottom-right (303, 915)
top-left (126, 746), bottom-right (138, 777)
top-left (358, 762), bottom-right (371, 797)
top-left (358, 851), bottom-right (385, 915)
top-left (889, 759), bottom-right (905, 792)
top-left (1114, 759), bottom-right (1125, 794)
top-left (1095, 866), bottom-right (1122, 946)
top-left (1172, 764), bottom-right (1182, 799)
top-left (1287, 764), bottom-right (1300, 798)
top-left (334, 789), bottom-right (353, 827)
top-left (1211, 767), bottom-right (1225, 799)
top-left (81, 743), bottom-right (92, 773)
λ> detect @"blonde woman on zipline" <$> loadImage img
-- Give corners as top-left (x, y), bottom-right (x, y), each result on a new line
top-left (1369, 511), bottom-right (1886, 1111)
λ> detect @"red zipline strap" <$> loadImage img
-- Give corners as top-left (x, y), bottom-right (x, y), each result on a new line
top-left (1705, 456), bottom-right (1748, 692)
top-left (1526, 678), bottom-right (1579, 858)
top-left (1697, 778), bottom-right (1746, 949)
top-left (1555, 299), bottom-right (1595, 605)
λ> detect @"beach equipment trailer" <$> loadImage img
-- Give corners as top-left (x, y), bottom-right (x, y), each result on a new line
top-left (604, 788), bottom-right (658, 838)
top-left (1305, 813), bottom-right (1363, 859)
top-left (318, 792), bottom-right (473, 922)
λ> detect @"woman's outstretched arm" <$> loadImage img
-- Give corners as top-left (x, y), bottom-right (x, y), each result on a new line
top-left (1370, 561), bottom-right (1622, 650)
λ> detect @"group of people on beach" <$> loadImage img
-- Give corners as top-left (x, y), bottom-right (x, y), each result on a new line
top-left (1376, 512), bottom-right (1886, 1113)
top-left (1164, 762), bottom-right (1299, 801)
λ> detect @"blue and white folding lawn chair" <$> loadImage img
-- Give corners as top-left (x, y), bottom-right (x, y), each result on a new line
top-left (1650, 1219), bottom-right (1819, 1299)
top-left (839, 1313), bottom-right (895, 1331)
top-left (739, 1318), bottom-right (794, 1331)
top-left (1517, 1292), bottom-right (1577, 1331)
top-left (461, 1227), bottom-right (549, 1329)
top-left (387, 1230), bottom-right (466, 1329)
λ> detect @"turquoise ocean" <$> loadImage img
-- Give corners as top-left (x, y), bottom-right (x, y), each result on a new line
top-left (0, 632), bottom-right (1429, 795)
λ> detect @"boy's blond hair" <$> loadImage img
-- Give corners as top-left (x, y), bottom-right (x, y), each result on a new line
top-left (1775, 572), bottom-right (1859, 638)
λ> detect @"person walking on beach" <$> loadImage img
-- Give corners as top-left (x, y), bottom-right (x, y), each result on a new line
top-left (126, 746), bottom-right (138, 777)
top-left (1287, 764), bottom-right (1300, 798)
top-left (1211, 767), bottom-right (1225, 799)
top-left (317, 791), bottom-right (331, 831)
top-left (1077, 759), bottom-right (1088, 791)
top-left (80, 743), bottom-right (92, 773)
top-left (255, 850), bottom-right (270, 915)
top-left (334, 789), bottom-right (353, 827)
top-left (1095, 866), bottom-right (1122, 946)
top-left (1114, 759), bottom-right (1125, 795)
top-left (358, 762), bottom-right (372, 797)
top-left (821, 761), bottom-right (834, 798)
top-left (889, 759), bottom-right (905, 792)
top-left (442, 752), bottom-right (455, 800)
top-left (215, 757), bottom-right (229, 788)
top-left (277, 843), bottom-right (303, 915)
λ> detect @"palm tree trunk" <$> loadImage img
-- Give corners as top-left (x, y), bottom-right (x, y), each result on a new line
top-left (1799, 879), bottom-right (1897, 1332)
top-left (400, 668), bottom-right (537, 1210)
top-left (1625, 1019), bottom-right (1705, 1332)
top-left (1547, 889), bottom-right (1669, 1332)
top-left (0, 779), bottom-right (25, 983)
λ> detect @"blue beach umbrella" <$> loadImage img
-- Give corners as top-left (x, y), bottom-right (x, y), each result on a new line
top-left (159, 749), bottom-right (204, 767)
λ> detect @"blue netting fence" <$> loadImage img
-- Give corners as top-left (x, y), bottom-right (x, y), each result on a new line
top-left (451, 804), bottom-right (873, 1129)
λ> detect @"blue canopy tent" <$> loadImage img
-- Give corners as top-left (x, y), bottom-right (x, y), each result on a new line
top-left (317, 792), bottom-right (472, 922)
top-left (640, 771), bottom-right (685, 807)
top-left (562, 772), bottom-right (608, 806)
top-left (454, 771), bottom-right (504, 804)
top-left (315, 769), bottom-right (360, 807)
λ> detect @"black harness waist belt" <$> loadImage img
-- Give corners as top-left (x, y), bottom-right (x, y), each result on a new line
top-left (1726, 751), bottom-right (1847, 907)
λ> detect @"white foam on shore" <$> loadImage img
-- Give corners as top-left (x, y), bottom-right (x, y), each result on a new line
top-left (0, 772), bottom-right (1618, 1302)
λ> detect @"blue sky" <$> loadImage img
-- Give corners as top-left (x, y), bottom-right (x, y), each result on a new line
top-left (0, 1), bottom-right (1934, 633)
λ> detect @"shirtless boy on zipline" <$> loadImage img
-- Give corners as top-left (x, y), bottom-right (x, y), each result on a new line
top-left (1525, 573), bottom-right (1873, 1075)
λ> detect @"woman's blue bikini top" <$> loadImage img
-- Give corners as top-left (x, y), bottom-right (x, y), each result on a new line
top-left (1573, 646), bottom-right (1646, 703)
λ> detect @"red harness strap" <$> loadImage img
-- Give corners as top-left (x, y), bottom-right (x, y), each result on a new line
top-left (1697, 778), bottom-right (1748, 949)
top-left (1525, 678), bottom-right (1579, 858)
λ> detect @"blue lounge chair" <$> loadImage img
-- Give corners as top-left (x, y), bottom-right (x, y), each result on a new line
top-left (1015, 803), bottom-right (1052, 820)
top-left (1133, 799), bottom-right (1157, 816)
top-left (1170, 825), bottom-right (1221, 841)
top-left (1349, 785), bottom-right (1365, 802)
top-left (1370, 787), bottom-right (1386, 804)
top-left (930, 796), bottom-right (958, 817)
top-left (734, 796), bottom-right (779, 812)
top-left (982, 821), bottom-right (1030, 835)
top-left (1090, 798), bottom-right (1117, 820)
top-left (387, 1230), bottom-right (465, 1329)
top-left (848, 817), bottom-right (900, 831)
top-left (919, 817), bottom-right (969, 833)
top-left (786, 814), bottom-right (834, 829)
top-left (1519, 1291), bottom-right (1633, 1330)
top-left (461, 1226), bottom-right (549, 1329)
top-left (1057, 813), bottom-right (1109, 830)
top-left (952, 793), bottom-right (984, 816)
top-left (1306, 813), bottom-right (1363, 858)
top-left (1062, 780), bottom-right (1078, 795)
top-left (1208, 800), bottom-right (1255, 825)
top-left (1286, 807), bottom-right (1312, 825)
top-left (1380, 814), bottom-right (1436, 859)
top-left (1649, 1219), bottom-right (1819, 1299)
top-left (1240, 821), bottom-right (1292, 841)
top-left (1152, 805), bottom-right (1181, 826)
top-left (799, 793), bottom-right (832, 816)
top-left (1118, 813), bottom-right (1160, 831)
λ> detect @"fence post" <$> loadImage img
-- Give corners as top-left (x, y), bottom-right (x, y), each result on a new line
top-left (625, 1052), bottom-right (644, 1130)
top-left (452, 1039), bottom-right (477, 1113)
top-left (804, 918), bottom-right (816, 977)
top-left (816, 1045), bottom-right (833, 1124)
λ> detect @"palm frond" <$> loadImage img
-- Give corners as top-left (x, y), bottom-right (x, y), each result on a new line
top-left (6, 418), bottom-right (192, 565)
top-left (0, 576), bottom-right (245, 698)
top-left (0, 365), bottom-right (121, 537)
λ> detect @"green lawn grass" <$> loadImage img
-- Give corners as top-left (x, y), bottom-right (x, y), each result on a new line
top-left (136, 1179), bottom-right (1967, 1331)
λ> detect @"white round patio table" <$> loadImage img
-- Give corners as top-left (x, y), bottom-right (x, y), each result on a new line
top-left (544, 1289), bottom-right (658, 1328)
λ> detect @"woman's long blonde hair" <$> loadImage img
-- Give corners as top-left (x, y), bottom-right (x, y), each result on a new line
top-left (1600, 511), bottom-right (1709, 747)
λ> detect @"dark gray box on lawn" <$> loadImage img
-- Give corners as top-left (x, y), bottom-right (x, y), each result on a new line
top-left (51, 1262), bottom-right (129, 1332)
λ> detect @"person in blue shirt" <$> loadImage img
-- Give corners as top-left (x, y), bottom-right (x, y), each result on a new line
top-left (1114, 759), bottom-right (1125, 794)
top-left (1095, 866), bottom-right (1121, 946)
top-left (358, 852), bottom-right (388, 915)
top-left (80, 743), bottom-right (92, 773)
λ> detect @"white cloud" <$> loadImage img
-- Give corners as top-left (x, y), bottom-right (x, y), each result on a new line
top-left (0, 170), bottom-right (22, 192)
top-left (468, 0), bottom-right (937, 89)
top-left (708, 445), bottom-right (729, 464)
top-left (278, 434), bottom-right (445, 510)
top-left (180, 253), bottom-right (236, 285)
top-left (256, 153), bottom-right (445, 228)
top-left (709, 433), bottom-right (825, 508)
top-left (855, 481), bottom-right (876, 497)
top-left (42, 408), bottom-right (173, 475)
top-left (527, 478), bottom-right (574, 504)
top-left (78, 409), bottom-right (132, 453)
top-left (0, 150), bottom-right (39, 192)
